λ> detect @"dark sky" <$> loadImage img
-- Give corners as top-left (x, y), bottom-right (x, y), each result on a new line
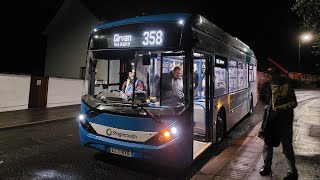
top-left (6, 0), bottom-right (318, 75)
top-left (82, 0), bottom-right (317, 73)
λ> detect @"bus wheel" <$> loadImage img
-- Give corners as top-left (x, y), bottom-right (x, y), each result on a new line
top-left (216, 110), bottom-right (225, 142)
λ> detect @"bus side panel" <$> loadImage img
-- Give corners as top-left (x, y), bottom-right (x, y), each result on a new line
top-left (226, 89), bottom-right (250, 130)
top-left (250, 81), bottom-right (258, 107)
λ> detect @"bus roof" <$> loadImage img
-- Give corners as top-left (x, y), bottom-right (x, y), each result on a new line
top-left (92, 13), bottom-right (255, 59)
top-left (94, 13), bottom-right (192, 30)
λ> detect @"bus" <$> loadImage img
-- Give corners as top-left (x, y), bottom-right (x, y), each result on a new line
top-left (79, 13), bottom-right (257, 168)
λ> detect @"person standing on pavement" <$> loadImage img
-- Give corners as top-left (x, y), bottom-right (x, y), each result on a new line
top-left (259, 67), bottom-right (298, 180)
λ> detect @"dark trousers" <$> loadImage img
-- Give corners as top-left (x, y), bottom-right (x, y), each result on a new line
top-left (262, 116), bottom-right (298, 174)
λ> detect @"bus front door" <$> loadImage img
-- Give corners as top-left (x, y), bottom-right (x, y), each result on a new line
top-left (192, 52), bottom-right (212, 159)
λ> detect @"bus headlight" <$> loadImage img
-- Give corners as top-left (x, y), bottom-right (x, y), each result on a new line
top-left (78, 114), bottom-right (96, 134)
top-left (146, 124), bottom-right (179, 146)
top-left (78, 114), bottom-right (86, 125)
top-left (170, 127), bottom-right (177, 135)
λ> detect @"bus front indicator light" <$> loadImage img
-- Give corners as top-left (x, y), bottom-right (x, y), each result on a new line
top-left (164, 131), bottom-right (170, 138)
top-left (159, 130), bottom-right (171, 142)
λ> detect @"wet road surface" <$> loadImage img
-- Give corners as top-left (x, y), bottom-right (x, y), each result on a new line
top-left (9, 90), bottom-right (320, 179)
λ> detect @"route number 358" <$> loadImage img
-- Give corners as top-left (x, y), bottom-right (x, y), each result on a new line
top-left (142, 30), bottom-right (163, 46)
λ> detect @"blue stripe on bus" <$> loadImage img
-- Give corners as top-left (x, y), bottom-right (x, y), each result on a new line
top-left (94, 13), bottom-right (192, 30)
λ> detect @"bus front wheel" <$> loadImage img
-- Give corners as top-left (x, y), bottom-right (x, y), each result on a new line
top-left (216, 110), bottom-right (226, 143)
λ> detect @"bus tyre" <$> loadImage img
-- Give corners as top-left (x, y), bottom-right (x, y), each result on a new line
top-left (216, 111), bottom-right (225, 143)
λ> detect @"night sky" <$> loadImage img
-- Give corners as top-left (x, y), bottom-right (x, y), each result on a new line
top-left (5, 0), bottom-right (319, 75)
top-left (82, 0), bottom-right (316, 73)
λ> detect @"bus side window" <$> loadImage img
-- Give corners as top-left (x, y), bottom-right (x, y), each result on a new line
top-left (237, 61), bottom-right (244, 90)
top-left (214, 55), bottom-right (228, 97)
top-left (249, 64), bottom-right (254, 82)
top-left (244, 63), bottom-right (248, 88)
top-left (229, 60), bottom-right (238, 92)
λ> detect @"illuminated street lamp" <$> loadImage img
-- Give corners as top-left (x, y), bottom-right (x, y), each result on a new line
top-left (298, 33), bottom-right (313, 87)
top-left (298, 33), bottom-right (313, 72)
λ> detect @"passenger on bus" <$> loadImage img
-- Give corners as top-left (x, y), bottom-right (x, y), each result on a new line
top-left (121, 69), bottom-right (144, 100)
top-left (155, 66), bottom-right (184, 104)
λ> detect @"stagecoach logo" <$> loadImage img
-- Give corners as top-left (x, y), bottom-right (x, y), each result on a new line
top-left (113, 34), bottom-right (132, 47)
top-left (106, 128), bottom-right (112, 136)
top-left (106, 128), bottom-right (138, 139)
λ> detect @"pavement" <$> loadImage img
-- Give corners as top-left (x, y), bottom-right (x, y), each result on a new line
top-left (0, 104), bottom-right (80, 129)
top-left (1, 90), bottom-right (319, 180)
top-left (192, 90), bottom-right (320, 180)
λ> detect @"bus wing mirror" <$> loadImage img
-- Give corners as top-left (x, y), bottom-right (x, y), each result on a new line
top-left (143, 55), bottom-right (151, 65)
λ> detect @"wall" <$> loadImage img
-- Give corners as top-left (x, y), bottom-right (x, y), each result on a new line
top-left (47, 77), bottom-right (83, 107)
top-left (44, 0), bottom-right (101, 79)
top-left (0, 74), bottom-right (31, 112)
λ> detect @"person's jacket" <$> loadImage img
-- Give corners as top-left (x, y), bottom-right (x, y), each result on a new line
top-left (272, 79), bottom-right (297, 111)
top-left (258, 77), bottom-right (297, 147)
top-left (154, 72), bottom-right (184, 104)
top-left (260, 77), bottom-right (297, 112)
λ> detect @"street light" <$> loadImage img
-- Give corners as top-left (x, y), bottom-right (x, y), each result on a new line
top-left (298, 33), bottom-right (313, 72)
top-left (298, 33), bottom-right (313, 87)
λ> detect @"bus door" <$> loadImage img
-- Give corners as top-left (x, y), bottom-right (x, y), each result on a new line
top-left (159, 52), bottom-right (194, 166)
top-left (192, 52), bottom-right (213, 144)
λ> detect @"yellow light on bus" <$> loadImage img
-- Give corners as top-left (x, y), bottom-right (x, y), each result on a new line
top-left (164, 131), bottom-right (170, 138)
top-left (216, 101), bottom-right (222, 109)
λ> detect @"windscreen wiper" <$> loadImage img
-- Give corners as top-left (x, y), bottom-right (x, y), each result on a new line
top-left (132, 103), bottom-right (162, 124)
top-left (91, 103), bottom-right (101, 110)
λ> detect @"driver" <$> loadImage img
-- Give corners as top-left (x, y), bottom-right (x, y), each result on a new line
top-left (121, 69), bottom-right (144, 100)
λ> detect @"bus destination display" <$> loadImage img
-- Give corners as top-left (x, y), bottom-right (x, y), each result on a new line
top-left (90, 23), bottom-right (182, 49)
top-left (113, 30), bottom-right (163, 47)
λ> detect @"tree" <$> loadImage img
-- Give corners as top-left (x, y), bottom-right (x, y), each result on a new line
top-left (292, 0), bottom-right (320, 55)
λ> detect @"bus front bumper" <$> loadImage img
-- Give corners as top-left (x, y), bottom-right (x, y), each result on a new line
top-left (79, 124), bottom-right (189, 168)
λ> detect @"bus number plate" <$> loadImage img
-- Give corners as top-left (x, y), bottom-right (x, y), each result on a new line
top-left (109, 147), bottom-right (132, 157)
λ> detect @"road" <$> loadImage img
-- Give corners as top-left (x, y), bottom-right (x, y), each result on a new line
top-left (0, 90), bottom-right (318, 179)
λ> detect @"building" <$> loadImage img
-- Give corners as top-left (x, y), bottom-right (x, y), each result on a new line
top-left (43, 0), bottom-right (102, 79)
